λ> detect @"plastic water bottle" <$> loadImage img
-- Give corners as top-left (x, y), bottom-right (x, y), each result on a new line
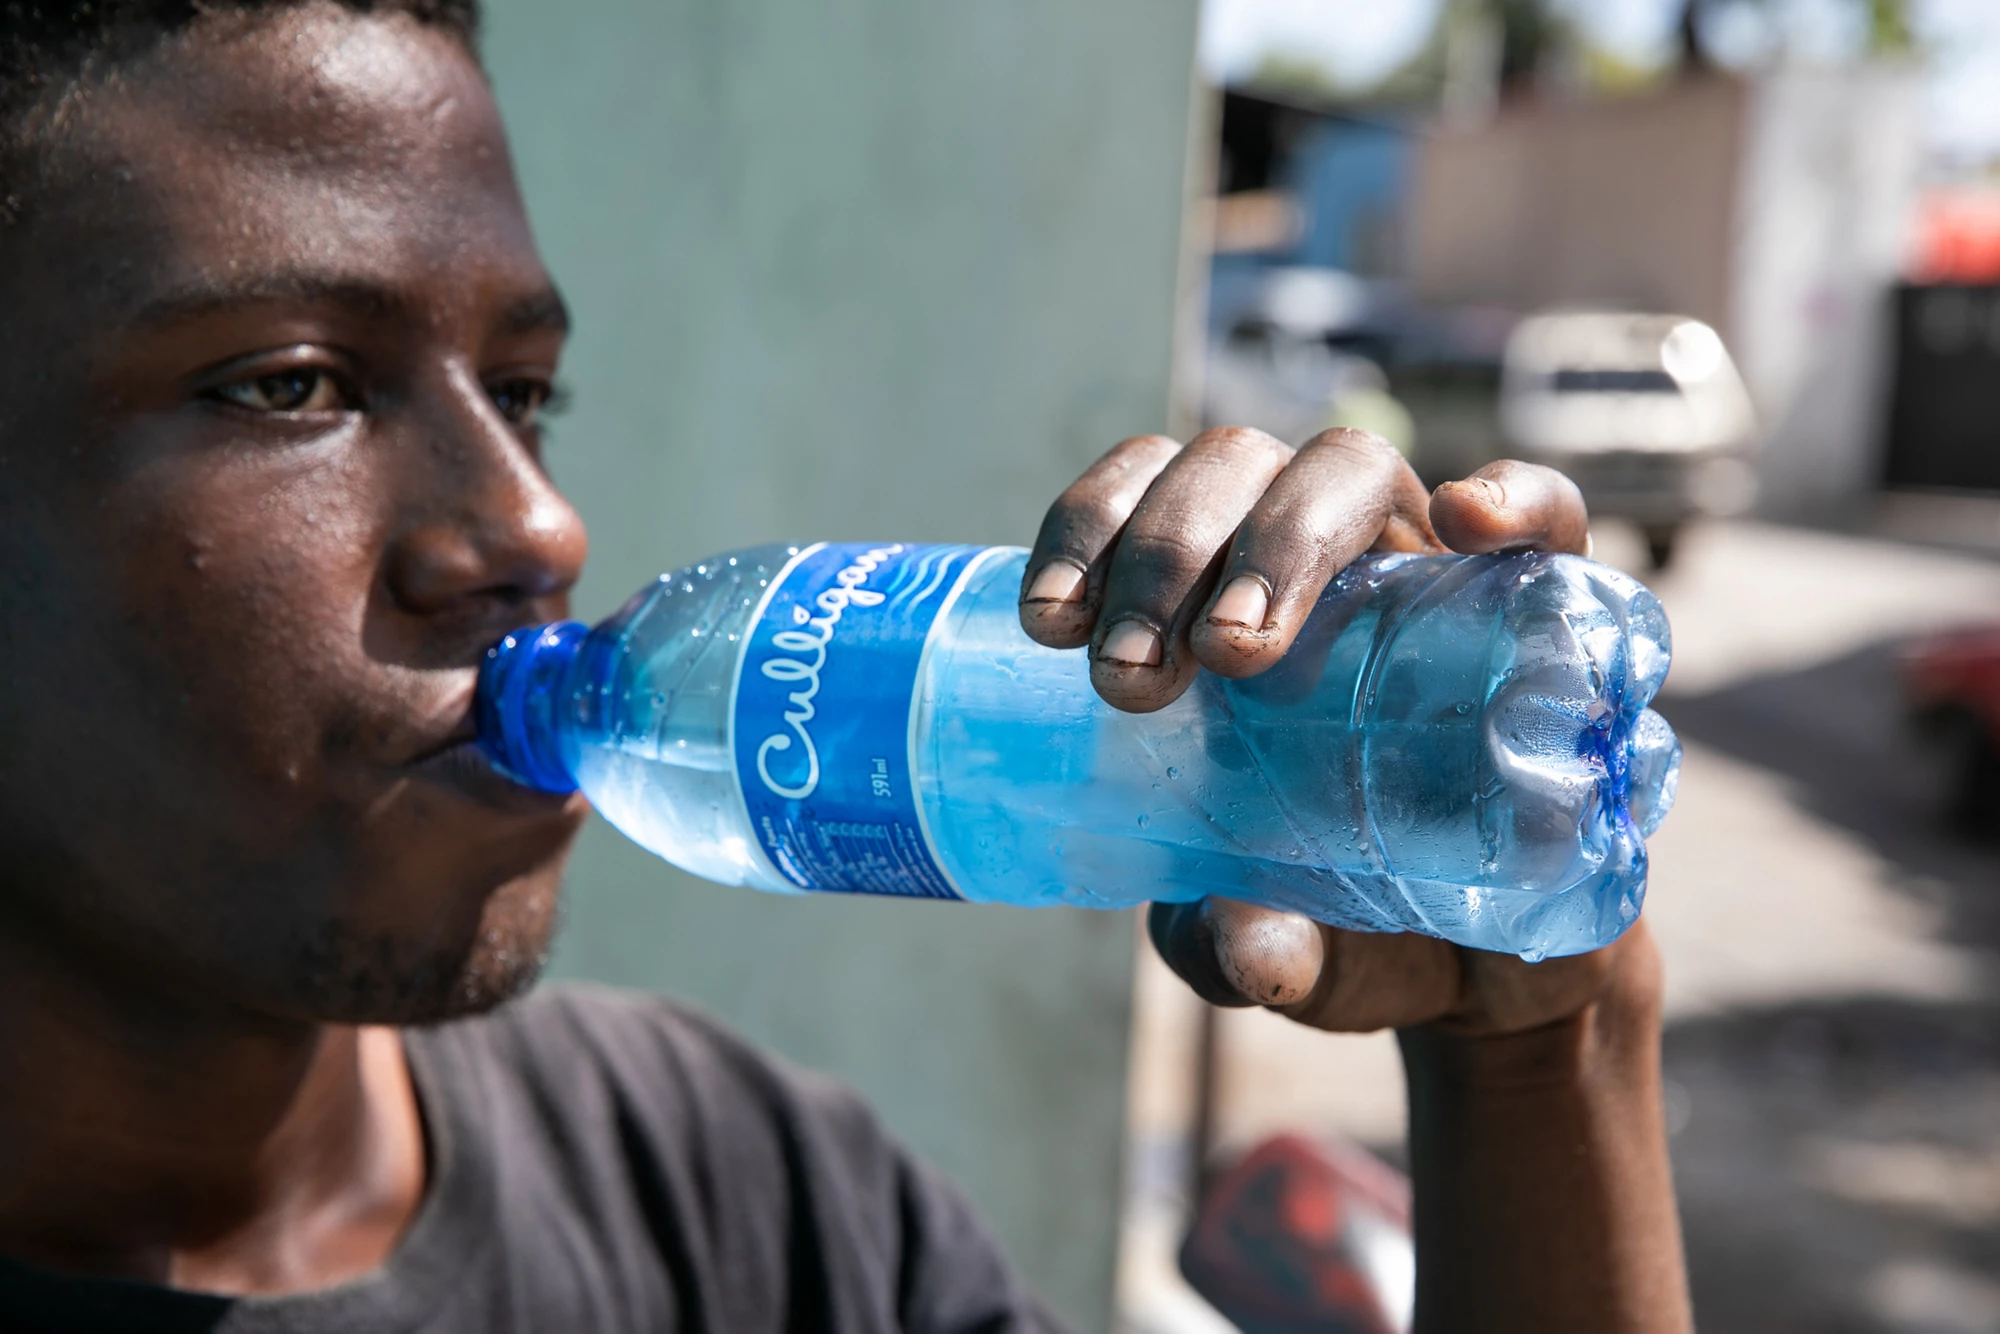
top-left (477, 543), bottom-right (1679, 960)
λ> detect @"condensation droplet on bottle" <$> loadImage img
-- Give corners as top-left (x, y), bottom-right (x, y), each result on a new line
top-left (1136, 813), bottom-right (1150, 829)
top-left (1454, 702), bottom-right (1472, 716)
top-left (1166, 766), bottom-right (1180, 779)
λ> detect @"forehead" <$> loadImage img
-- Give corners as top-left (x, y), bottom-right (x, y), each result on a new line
top-left (25, 5), bottom-right (539, 321)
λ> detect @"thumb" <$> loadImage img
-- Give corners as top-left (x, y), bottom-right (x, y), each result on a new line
top-left (1147, 899), bottom-right (1323, 1008)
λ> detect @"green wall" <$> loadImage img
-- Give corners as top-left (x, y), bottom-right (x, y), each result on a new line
top-left (480, 3), bottom-right (1202, 1327)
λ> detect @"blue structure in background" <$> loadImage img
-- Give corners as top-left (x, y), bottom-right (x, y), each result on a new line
top-left (1208, 99), bottom-right (1413, 335)
top-left (1291, 116), bottom-right (1410, 273)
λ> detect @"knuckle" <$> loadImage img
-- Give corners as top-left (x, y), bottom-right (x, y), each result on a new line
top-left (1094, 434), bottom-right (1182, 481)
top-left (1208, 430), bottom-right (1288, 468)
top-left (1303, 426), bottom-right (1401, 470)
top-left (1189, 425), bottom-right (1294, 470)
top-left (1069, 494), bottom-right (1133, 543)
top-left (1108, 433), bottom-right (1182, 462)
top-left (1043, 492), bottom-right (1129, 553)
top-left (1235, 494), bottom-right (1309, 548)
top-left (1118, 526), bottom-right (1214, 582)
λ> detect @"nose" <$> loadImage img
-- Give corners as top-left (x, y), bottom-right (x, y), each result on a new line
top-left (383, 377), bottom-right (588, 620)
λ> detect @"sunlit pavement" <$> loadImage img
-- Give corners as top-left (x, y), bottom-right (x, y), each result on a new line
top-left (1116, 519), bottom-right (2000, 1334)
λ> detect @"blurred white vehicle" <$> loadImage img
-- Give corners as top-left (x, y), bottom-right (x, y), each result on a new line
top-left (1500, 311), bottom-right (1757, 568)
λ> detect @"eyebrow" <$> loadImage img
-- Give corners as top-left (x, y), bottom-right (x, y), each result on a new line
top-left (497, 289), bottom-right (571, 338)
top-left (126, 274), bottom-right (571, 338)
top-left (128, 275), bottom-right (416, 330)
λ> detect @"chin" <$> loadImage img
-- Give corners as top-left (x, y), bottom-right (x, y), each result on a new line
top-left (277, 866), bottom-right (567, 1026)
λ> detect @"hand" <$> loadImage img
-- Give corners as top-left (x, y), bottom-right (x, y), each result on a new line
top-left (1018, 425), bottom-right (1626, 1037)
top-left (1022, 429), bottom-right (1691, 1330)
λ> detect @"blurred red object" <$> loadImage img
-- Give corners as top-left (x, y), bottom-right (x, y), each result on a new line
top-left (1180, 1133), bottom-right (1413, 1334)
top-left (1903, 626), bottom-right (2000, 837)
top-left (1911, 190), bottom-right (2000, 284)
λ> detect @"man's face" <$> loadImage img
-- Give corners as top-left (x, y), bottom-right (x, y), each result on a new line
top-left (0, 5), bottom-right (592, 1023)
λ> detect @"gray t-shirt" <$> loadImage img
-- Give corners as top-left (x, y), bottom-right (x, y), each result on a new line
top-left (0, 984), bottom-right (1065, 1333)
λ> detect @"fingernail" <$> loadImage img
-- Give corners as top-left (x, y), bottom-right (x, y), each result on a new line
top-left (1023, 561), bottom-right (1085, 604)
top-left (1208, 576), bottom-right (1269, 629)
top-left (1098, 620), bottom-right (1163, 667)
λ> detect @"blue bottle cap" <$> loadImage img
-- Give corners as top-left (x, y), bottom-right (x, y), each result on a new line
top-left (476, 620), bottom-right (588, 794)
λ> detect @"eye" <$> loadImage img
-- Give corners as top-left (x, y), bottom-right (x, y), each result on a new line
top-left (207, 368), bottom-right (352, 414)
top-left (489, 376), bottom-right (565, 428)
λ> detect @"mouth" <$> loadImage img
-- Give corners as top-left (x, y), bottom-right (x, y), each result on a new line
top-left (405, 688), bottom-right (578, 817)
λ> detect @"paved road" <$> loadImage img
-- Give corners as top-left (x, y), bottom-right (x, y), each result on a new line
top-left (1118, 519), bottom-right (2000, 1334)
top-left (1639, 523), bottom-right (2000, 1333)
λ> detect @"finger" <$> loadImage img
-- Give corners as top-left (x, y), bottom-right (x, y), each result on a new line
top-left (1019, 435), bottom-right (1182, 649)
top-left (1089, 427), bottom-right (1293, 713)
top-left (1277, 928), bottom-right (1467, 1033)
top-left (1147, 899), bottom-right (1323, 1008)
top-left (1429, 459), bottom-right (1590, 557)
top-left (1188, 428), bottom-right (1437, 681)
top-left (1442, 917), bottom-right (1647, 1036)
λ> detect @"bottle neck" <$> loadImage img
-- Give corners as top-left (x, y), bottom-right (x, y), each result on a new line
top-left (476, 621), bottom-right (589, 794)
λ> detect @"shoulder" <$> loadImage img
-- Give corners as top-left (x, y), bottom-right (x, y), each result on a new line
top-left (408, 984), bottom-right (1064, 1332)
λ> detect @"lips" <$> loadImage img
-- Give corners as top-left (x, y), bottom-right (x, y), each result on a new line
top-left (409, 737), bottom-right (577, 815)
top-left (406, 686), bottom-right (482, 765)
top-left (402, 683), bottom-right (577, 816)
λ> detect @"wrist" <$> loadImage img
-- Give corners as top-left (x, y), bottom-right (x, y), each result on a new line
top-left (1394, 921), bottom-right (1692, 1334)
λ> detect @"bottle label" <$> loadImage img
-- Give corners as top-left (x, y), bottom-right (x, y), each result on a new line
top-left (731, 542), bottom-right (1006, 899)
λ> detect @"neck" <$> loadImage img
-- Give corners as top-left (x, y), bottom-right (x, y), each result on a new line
top-left (0, 911), bottom-right (426, 1295)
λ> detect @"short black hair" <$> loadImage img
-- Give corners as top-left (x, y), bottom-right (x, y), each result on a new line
top-left (1, 0), bottom-right (480, 225)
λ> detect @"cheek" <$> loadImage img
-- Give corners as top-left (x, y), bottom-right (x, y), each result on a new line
top-left (101, 442), bottom-right (392, 794)
top-left (0, 445), bottom-right (394, 947)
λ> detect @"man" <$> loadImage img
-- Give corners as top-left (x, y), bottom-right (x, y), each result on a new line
top-left (0, 1), bottom-right (1692, 1330)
